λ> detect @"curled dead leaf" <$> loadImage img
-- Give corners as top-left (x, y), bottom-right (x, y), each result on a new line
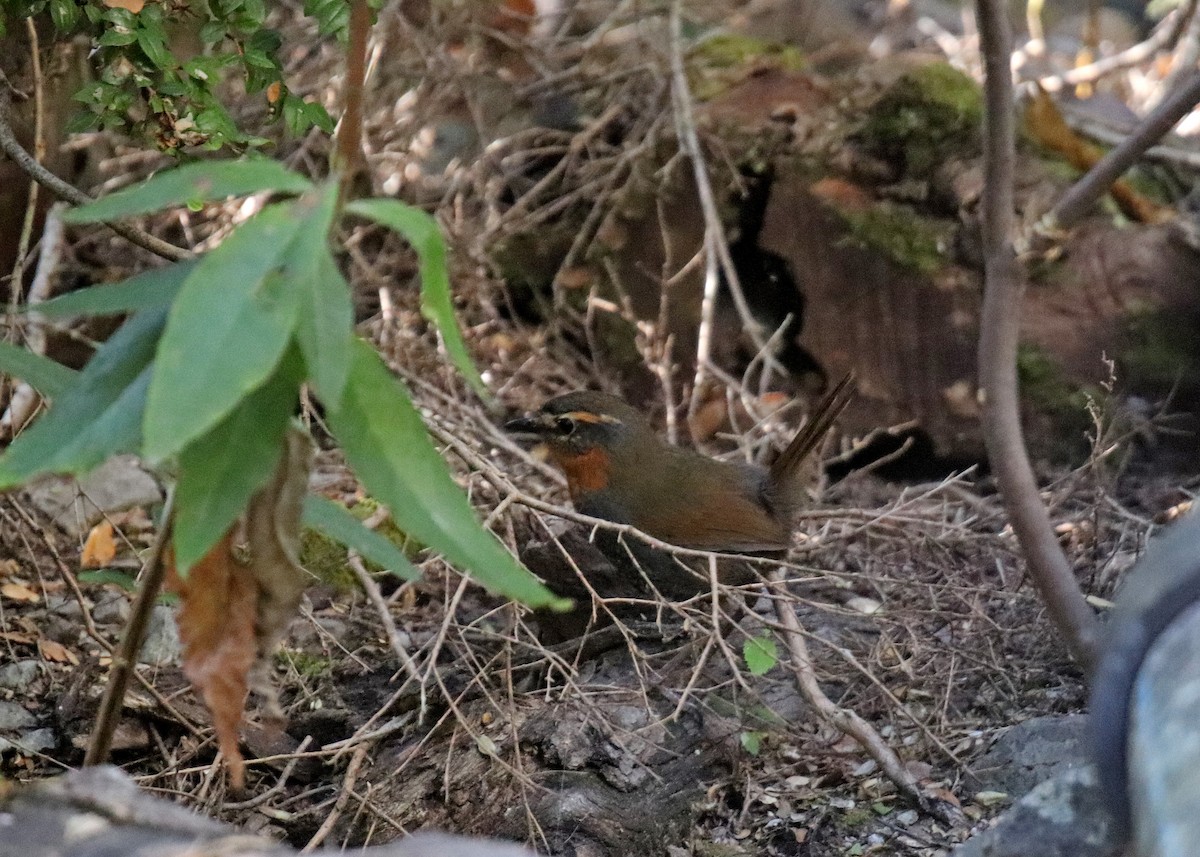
top-left (168, 427), bottom-right (315, 790)
top-left (103, 0), bottom-right (145, 10)
top-left (38, 638), bottom-right (80, 665)
top-left (1, 582), bottom-right (40, 603)
top-left (81, 521), bottom-right (118, 568)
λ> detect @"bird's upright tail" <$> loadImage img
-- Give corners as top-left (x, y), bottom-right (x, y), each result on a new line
top-left (768, 371), bottom-right (855, 487)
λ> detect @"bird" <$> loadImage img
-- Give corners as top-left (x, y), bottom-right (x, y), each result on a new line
top-left (505, 374), bottom-right (854, 556)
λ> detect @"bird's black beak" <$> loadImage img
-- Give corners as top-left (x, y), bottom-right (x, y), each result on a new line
top-left (504, 414), bottom-right (550, 442)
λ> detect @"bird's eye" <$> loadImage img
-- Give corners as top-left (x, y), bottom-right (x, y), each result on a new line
top-left (553, 416), bottom-right (576, 435)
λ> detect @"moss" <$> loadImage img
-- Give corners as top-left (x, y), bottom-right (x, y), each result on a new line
top-left (834, 201), bottom-right (949, 274)
top-left (688, 33), bottom-right (807, 101)
top-left (1016, 344), bottom-right (1094, 455)
top-left (300, 526), bottom-right (357, 591)
top-left (857, 62), bottom-right (984, 179)
top-left (1121, 302), bottom-right (1200, 389)
top-left (300, 499), bottom-right (423, 592)
top-left (279, 649), bottom-right (333, 679)
top-left (842, 807), bottom-right (874, 827)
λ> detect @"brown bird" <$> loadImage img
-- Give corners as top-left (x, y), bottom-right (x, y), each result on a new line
top-left (505, 375), bottom-right (854, 554)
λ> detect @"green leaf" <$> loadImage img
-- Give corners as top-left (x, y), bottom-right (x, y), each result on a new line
top-left (32, 260), bottom-right (197, 319)
top-left (98, 28), bottom-right (137, 47)
top-left (136, 20), bottom-right (174, 69)
top-left (302, 495), bottom-right (420, 580)
top-left (327, 340), bottom-right (564, 608)
top-left (49, 0), bottom-right (81, 30)
top-left (740, 731), bottom-right (763, 756)
top-left (64, 160), bottom-right (313, 223)
top-left (173, 347), bottom-right (302, 573)
top-left (0, 341), bottom-right (78, 397)
top-left (285, 182), bottom-right (352, 408)
top-left (144, 202), bottom-right (304, 461)
top-left (743, 633), bottom-right (778, 676)
top-left (0, 308), bottom-right (166, 489)
top-left (346, 199), bottom-right (486, 398)
top-left (78, 569), bottom-right (138, 591)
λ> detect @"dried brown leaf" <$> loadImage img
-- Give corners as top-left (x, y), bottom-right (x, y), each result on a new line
top-left (167, 531), bottom-right (257, 791)
top-left (38, 638), bottom-right (80, 665)
top-left (81, 521), bottom-right (118, 568)
top-left (103, 0), bottom-right (145, 11)
top-left (1, 582), bottom-right (40, 603)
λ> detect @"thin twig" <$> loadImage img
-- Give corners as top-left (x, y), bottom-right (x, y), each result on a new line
top-left (0, 86), bottom-right (190, 262)
top-left (1036, 0), bottom-right (1198, 92)
top-left (1, 201), bottom-right (64, 434)
top-left (300, 743), bottom-right (369, 852)
top-left (975, 0), bottom-right (1101, 671)
top-left (84, 492), bottom-right (176, 766)
top-left (1048, 70), bottom-right (1200, 231)
top-left (766, 568), bottom-right (958, 822)
top-left (334, 0), bottom-right (370, 198)
top-left (347, 553), bottom-right (421, 683)
top-left (9, 17), bottom-right (44, 302)
top-left (666, 0), bottom-right (775, 423)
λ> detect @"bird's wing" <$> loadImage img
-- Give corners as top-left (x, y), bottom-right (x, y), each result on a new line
top-left (631, 489), bottom-right (791, 553)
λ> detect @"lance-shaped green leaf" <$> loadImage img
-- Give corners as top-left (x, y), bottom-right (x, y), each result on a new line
top-left (144, 202), bottom-right (304, 461)
top-left (64, 160), bottom-right (313, 223)
top-left (173, 347), bottom-right (304, 574)
top-left (327, 340), bottom-right (565, 608)
top-left (302, 494), bottom-right (421, 580)
top-left (285, 182), bottom-right (352, 409)
top-left (345, 199), bottom-right (486, 398)
top-left (32, 260), bottom-right (198, 319)
top-left (0, 308), bottom-right (166, 489)
top-left (0, 342), bottom-right (77, 397)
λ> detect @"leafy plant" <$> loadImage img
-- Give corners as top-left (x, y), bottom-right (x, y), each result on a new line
top-left (0, 159), bottom-right (564, 609)
top-left (743, 632), bottom-right (778, 676)
top-left (2, 0), bottom-right (335, 150)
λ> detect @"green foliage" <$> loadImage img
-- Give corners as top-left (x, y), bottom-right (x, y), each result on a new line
top-left (347, 200), bottom-right (487, 397)
top-left (5, 0), bottom-right (335, 150)
top-left (835, 202), bottom-right (950, 275)
top-left (329, 340), bottom-right (567, 607)
top-left (739, 730), bottom-right (764, 756)
top-left (301, 495), bottom-right (420, 580)
top-left (742, 632), bottom-right (778, 676)
top-left (0, 160), bottom-right (562, 608)
top-left (857, 61), bottom-right (984, 179)
top-left (0, 341), bottom-right (77, 397)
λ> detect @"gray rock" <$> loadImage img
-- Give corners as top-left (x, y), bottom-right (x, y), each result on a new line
top-left (0, 700), bottom-right (36, 732)
top-left (138, 605), bottom-right (181, 666)
top-left (974, 714), bottom-right (1089, 799)
top-left (0, 660), bottom-right (40, 691)
top-left (23, 455), bottom-right (161, 536)
top-left (952, 766), bottom-right (1119, 857)
top-left (16, 728), bottom-right (55, 753)
top-left (93, 593), bottom-right (131, 625)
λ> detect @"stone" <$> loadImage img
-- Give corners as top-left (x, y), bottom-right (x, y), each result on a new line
top-left (951, 766), bottom-right (1119, 857)
top-left (138, 605), bottom-right (181, 666)
top-left (0, 700), bottom-right (36, 732)
top-left (973, 714), bottom-right (1089, 799)
top-left (0, 660), bottom-right (40, 691)
top-left (23, 455), bottom-right (161, 536)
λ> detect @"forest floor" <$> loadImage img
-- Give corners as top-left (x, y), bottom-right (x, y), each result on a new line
top-left (3, 0), bottom-right (1200, 855)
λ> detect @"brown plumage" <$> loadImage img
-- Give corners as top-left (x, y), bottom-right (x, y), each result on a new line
top-left (506, 374), bottom-right (854, 554)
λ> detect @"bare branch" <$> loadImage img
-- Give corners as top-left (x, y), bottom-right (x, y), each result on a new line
top-left (0, 87), bottom-right (191, 262)
top-left (975, 0), bottom-right (1102, 671)
top-left (1048, 70), bottom-right (1200, 230)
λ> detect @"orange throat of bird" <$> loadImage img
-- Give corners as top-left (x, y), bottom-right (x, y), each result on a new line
top-left (543, 444), bottom-right (611, 499)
